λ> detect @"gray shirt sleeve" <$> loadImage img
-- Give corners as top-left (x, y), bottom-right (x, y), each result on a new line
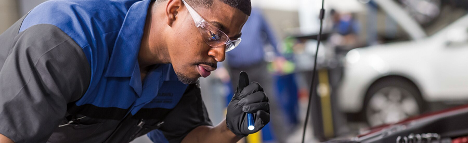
top-left (0, 22), bottom-right (91, 143)
top-left (157, 84), bottom-right (213, 143)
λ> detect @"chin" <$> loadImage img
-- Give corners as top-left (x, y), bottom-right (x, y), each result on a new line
top-left (175, 71), bottom-right (199, 84)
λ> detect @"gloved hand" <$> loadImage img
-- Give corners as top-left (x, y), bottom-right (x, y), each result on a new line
top-left (226, 71), bottom-right (270, 136)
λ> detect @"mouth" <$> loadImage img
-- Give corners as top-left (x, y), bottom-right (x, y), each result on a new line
top-left (196, 64), bottom-right (216, 78)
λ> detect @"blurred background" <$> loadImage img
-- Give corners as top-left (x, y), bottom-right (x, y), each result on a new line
top-left (2, 0), bottom-right (468, 142)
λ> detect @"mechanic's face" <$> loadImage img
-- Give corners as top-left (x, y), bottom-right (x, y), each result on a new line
top-left (166, 0), bottom-right (248, 84)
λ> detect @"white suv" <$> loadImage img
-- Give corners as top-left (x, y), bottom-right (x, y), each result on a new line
top-left (338, 0), bottom-right (468, 126)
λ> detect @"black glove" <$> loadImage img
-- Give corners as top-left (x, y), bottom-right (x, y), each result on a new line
top-left (226, 71), bottom-right (270, 137)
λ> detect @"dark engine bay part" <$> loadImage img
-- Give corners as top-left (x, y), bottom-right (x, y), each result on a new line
top-left (395, 134), bottom-right (468, 143)
top-left (353, 105), bottom-right (468, 143)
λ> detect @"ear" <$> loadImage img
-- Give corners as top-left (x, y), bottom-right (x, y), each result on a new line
top-left (165, 0), bottom-right (182, 26)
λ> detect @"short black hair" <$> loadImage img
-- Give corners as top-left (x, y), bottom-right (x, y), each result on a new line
top-left (155, 0), bottom-right (251, 16)
top-left (218, 0), bottom-right (251, 16)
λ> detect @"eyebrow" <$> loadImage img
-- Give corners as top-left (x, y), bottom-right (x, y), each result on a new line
top-left (210, 21), bottom-right (226, 32)
top-left (210, 21), bottom-right (242, 39)
top-left (232, 32), bottom-right (242, 39)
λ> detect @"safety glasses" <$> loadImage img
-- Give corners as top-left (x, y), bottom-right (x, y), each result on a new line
top-left (182, 0), bottom-right (241, 52)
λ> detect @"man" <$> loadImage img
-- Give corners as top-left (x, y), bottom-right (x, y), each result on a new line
top-left (0, 0), bottom-right (270, 142)
top-left (329, 10), bottom-right (360, 56)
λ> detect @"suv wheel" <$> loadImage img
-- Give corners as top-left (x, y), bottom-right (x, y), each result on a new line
top-left (363, 78), bottom-right (425, 127)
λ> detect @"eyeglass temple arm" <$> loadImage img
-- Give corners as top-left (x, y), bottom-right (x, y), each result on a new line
top-left (182, 0), bottom-right (205, 27)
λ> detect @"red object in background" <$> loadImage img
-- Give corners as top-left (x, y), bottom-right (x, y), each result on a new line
top-left (298, 88), bottom-right (309, 101)
top-left (453, 136), bottom-right (468, 143)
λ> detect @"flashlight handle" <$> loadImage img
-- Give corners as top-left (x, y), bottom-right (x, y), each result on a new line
top-left (247, 113), bottom-right (254, 130)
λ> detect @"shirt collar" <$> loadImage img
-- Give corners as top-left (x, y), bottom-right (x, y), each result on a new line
top-left (165, 64), bottom-right (180, 81)
top-left (105, 0), bottom-right (151, 77)
top-left (130, 64), bottom-right (181, 97)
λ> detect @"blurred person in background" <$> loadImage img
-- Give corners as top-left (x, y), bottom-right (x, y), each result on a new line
top-left (0, 0), bottom-right (272, 142)
top-left (328, 9), bottom-right (360, 57)
top-left (223, 8), bottom-right (290, 143)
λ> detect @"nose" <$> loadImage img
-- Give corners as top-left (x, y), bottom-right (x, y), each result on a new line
top-left (208, 46), bottom-right (226, 62)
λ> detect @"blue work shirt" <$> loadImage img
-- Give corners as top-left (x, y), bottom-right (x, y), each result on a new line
top-left (0, 0), bottom-right (216, 142)
top-left (19, 0), bottom-right (188, 116)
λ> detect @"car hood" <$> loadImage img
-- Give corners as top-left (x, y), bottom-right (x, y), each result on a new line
top-left (345, 38), bottom-right (438, 74)
top-left (353, 39), bottom-right (432, 59)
